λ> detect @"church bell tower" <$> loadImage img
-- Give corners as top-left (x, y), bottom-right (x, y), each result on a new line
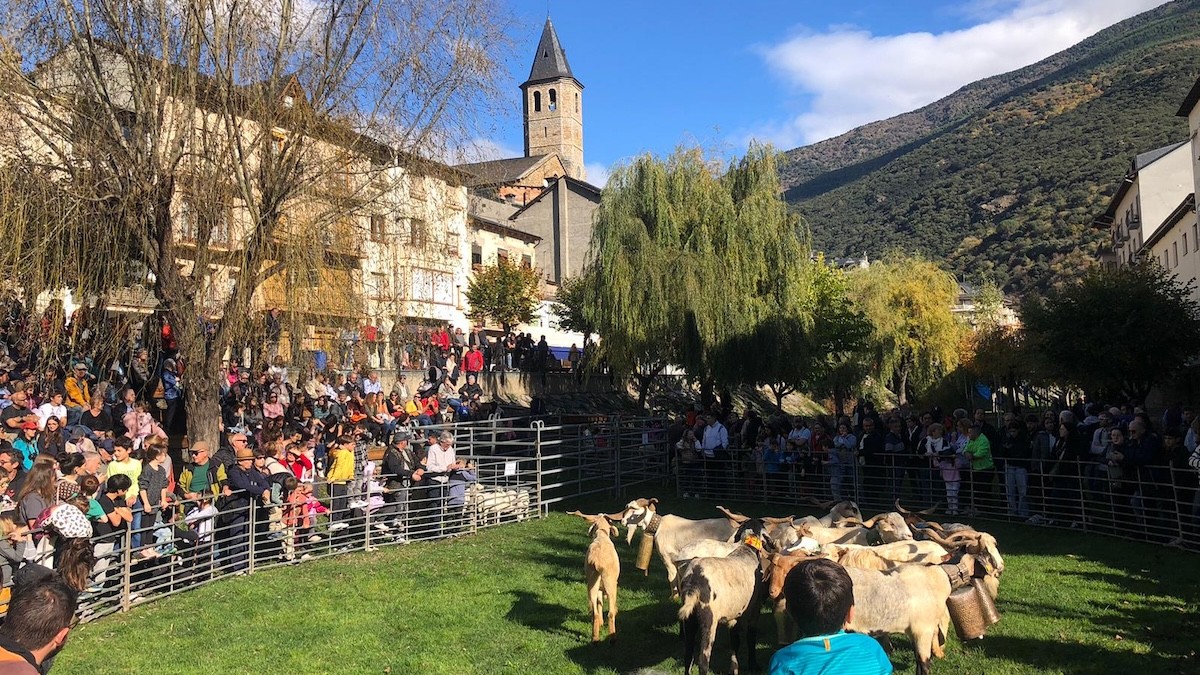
top-left (521, 18), bottom-right (584, 180)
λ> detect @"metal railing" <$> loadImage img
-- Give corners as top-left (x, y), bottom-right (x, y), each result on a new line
top-left (1, 415), bottom-right (672, 622)
top-left (671, 447), bottom-right (1200, 548)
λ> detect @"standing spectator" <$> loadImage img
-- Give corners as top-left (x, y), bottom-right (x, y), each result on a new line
top-left (857, 417), bottom-right (885, 507)
top-left (963, 422), bottom-right (995, 515)
top-left (325, 436), bottom-right (354, 533)
top-left (830, 422), bottom-right (857, 501)
top-left (882, 417), bottom-right (906, 503)
top-left (922, 423), bottom-right (960, 515)
top-left (996, 422), bottom-right (1031, 519)
top-left (382, 429), bottom-right (424, 537)
top-left (224, 446), bottom-right (271, 572)
top-left (106, 438), bottom-right (143, 549)
top-left (160, 358), bottom-right (182, 433)
top-left (462, 344), bottom-right (484, 377)
top-left (129, 349), bottom-right (152, 400)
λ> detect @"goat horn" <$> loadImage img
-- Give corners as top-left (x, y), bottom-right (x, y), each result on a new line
top-left (920, 502), bottom-right (942, 515)
top-left (604, 510), bottom-right (627, 520)
top-left (922, 529), bottom-right (955, 548)
top-left (894, 499), bottom-right (912, 514)
top-left (716, 506), bottom-right (750, 524)
top-left (567, 510), bottom-right (585, 517)
top-left (763, 516), bottom-right (795, 525)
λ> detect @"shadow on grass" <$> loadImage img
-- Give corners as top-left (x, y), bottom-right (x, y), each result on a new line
top-left (966, 635), bottom-right (1193, 675)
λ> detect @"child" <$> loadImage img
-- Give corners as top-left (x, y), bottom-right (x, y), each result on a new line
top-left (280, 476), bottom-right (312, 561)
top-left (768, 558), bottom-right (893, 675)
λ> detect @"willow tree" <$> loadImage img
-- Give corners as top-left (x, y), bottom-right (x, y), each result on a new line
top-left (850, 256), bottom-right (962, 406)
top-left (0, 0), bottom-right (508, 444)
top-left (586, 143), bottom-right (816, 408)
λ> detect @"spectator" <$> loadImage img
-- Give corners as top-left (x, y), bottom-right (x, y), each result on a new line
top-left (830, 422), bottom-right (856, 501)
top-left (105, 439), bottom-right (143, 549)
top-left (0, 577), bottom-right (79, 673)
top-left (35, 392), bottom-right (67, 431)
top-left (0, 448), bottom-right (27, 509)
top-left (996, 422), bottom-right (1031, 519)
top-left (922, 423), bottom-right (961, 516)
top-left (64, 362), bottom-right (91, 426)
top-left (122, 400), bottom-right (166, 449)
top-left (224, 445), bottom-right (271, 572)
top-left (39, 417), bottom-right (66, 460)
top-left (12, 422), bottom-right (39, 471)
top-left (1, 392), bottom-right (39, 437)
top-left (160, 358), bottom-right (181, 432)
top-left (768, 558), bottom-right (892, 675)
top-left (326, 436), bottom-right (354, 533)
top-left (963, 422), bottom-right (995, 515)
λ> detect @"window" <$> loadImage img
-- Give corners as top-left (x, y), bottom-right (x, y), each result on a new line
top-left (548, 88), bottom-right (557, 111)
top-left (370, 214), bottom-right (386, 242)
top-left (521, 254), bottom-right (532, 269)
top-left (1164, 251), bottom-right (1170, 269)
top-left (471, 244), bottom-right (483, 267)
top-left (370, 272), bottom-right (390, 299)
top-left (1184, 233), bottom-right (1189, 256)
top-left (497, 248), bottom-right (508, 264)
top-left (1173, 242), bottom-right (1179, 267)
top-left (411, 268), bottom-right (454, 305)
top-left (289, 266), bottom-right (320, 289)
top-left (1194, 222), bottom-right (1199, 251)
top-left (408, 218), bottom-right (428, 248)
top-left (576, 93), bottom-right (579, 113)
top-left (533, 91), bottom-right (541, 112)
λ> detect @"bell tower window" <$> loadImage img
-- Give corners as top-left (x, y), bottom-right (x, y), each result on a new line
top-left (548, 89), bottom-right (557, 111)
top-left (533, 91), bottom-right (541, 112)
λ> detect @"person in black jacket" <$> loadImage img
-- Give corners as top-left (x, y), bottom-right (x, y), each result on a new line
top-left (222, 447), bottom-right (271, 573)
top-left (381, 429), bottom-right (426, 539)
top-left (995, 422), bottom-right (1032, 519)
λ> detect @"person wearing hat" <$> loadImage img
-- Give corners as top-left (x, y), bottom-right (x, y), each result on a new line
top-left (64, 363), bottom-right (91, 427)
top-left (12, 422), bottom-right (40, 472)
top-left (381, 429), bottom-right (424, 536)
top-left (223, 444), bottom-right (271, 573)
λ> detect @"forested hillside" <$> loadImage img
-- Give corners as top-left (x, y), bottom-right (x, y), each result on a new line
top-left (784, 0), bottom-right (1200, 292)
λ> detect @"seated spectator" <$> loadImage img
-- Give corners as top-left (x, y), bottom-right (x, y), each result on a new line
top-left (35, 392), bottom-right (66, 431)
top-left (122, 401), bottom-right (166, 449)
top-left (0, 448), bottom-right (27, 510)
top-left (39, 416), bottom-right (66, 460)
top-left (768, 558), bottom-right (892, 675)
top-left (0, 576), bottom-right (79, 673)
top-left (12, 422), bottom-right (39, 471)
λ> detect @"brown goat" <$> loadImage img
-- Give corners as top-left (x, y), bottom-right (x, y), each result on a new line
top-left (569, 511), bottom-right (621, 643)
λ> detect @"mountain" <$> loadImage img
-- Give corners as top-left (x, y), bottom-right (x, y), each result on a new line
top-left (782, 0), bottom-right (1200, 293)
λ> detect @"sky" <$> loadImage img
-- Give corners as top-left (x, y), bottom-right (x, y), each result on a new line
top-left (465, 0), bottom-right (1170, 186)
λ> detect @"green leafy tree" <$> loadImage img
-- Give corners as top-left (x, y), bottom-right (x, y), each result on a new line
top-left (850, 256), bottom-right (962, 405)
top-left (1022, 261), bottom-right (1200, 401)
top-left (549, 272), bottom-right (595, 346)
top-left (465, 257), bottom-right (541, 332)
top-left (585, 143), bottom-right (812, 408)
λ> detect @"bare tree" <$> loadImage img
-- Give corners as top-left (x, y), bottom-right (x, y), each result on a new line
top-left (0, 0), bottom-right (510, 444)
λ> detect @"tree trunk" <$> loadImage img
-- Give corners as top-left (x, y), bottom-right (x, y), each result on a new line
top-left (897, 368), bottom-right (910, 407)
top-left (700, 377), bottom-right (715, 410)
top-left (834, 384), bottom-right (846, 418)
top-left (184, 375), bottom-right (222, 447)
top-left (634, 365), bottom-right (665, 410)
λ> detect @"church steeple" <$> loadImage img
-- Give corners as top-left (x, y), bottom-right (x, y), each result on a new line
top-left (520, 18), bottom-right (584, 180)
top-left (523, 18), bottom-right (577, 87)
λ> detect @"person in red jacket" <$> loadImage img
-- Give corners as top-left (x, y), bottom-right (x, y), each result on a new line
top-left (462, 344), bottom-right (484, 375)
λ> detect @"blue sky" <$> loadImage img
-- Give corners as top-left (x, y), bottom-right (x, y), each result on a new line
top-left (466, 0), bottom-right (1168, 185)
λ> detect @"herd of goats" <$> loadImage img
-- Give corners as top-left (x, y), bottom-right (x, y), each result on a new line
top-left (567, 499), bottom-right (1005, 675)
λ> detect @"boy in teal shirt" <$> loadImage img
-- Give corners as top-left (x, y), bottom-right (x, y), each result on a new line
top-left (769, 559), bottom-right (893, 675)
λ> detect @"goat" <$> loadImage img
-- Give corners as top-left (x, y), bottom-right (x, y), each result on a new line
top-left (823, 540), bottom-right (951, 568)
top-left (716, 506), bottom-right (802, 550)
top-left (793, 511), bottom-right (914, 546)
top-left (466, 485), bottom-right (532, 525)
top-left (843, 556), bottom-right (978, 675)
top-left (677, 520), bottom-right (773, 675)
top-left (608, 498), bottom-right (738, 592)
top-left (568, 511), bottom-right (620, 644)
top-left (922, 529), bottom-right (1005, 600)
top-left (798, 498), bottom-right (864, 527)
top-left (765, 551), bottom-right (818, 645)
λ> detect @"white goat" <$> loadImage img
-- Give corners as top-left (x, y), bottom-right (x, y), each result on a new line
top-left (609, 498), bottom-right (738, 592)
top-left (568, 511), bottom-right (620, 644)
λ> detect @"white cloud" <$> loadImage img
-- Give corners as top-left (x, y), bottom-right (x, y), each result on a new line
top-left (583, 162), bottom-right (610, 188)
top-left (751, 0), bottom-right (1169, 148)
top-left (447, 138), bottom-right (521, 164)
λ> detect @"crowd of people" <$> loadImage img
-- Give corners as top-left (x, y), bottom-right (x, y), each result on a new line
top-left (669, 399), bottom-right (1200, 547)
top-left (0, 306), bottom-right (526, 638)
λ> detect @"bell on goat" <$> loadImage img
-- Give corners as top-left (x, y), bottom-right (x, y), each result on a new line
top-left (948, 582), bottom-right (1001, 641)
top-left (635, 533), bottom-right (655, 574)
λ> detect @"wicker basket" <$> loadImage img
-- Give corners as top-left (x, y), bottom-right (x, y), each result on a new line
top-left (947, 582), bottom-right (1001, 640)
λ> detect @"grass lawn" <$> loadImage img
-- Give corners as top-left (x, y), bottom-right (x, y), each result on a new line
top-left (55, 496), bottom-right (1200, 675)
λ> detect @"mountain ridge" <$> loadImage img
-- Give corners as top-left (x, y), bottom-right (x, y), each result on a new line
top-left (782, 0), bottom-right (1200, 292)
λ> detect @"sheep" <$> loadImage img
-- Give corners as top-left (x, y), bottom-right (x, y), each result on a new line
top-left (677, 519), bottom-right (773, 675)
top-left (607, 498), bottom-right (738, 592)
top-left (465, 485), bottom-right (533, 525)
top-left (568, 511), bottom-right (620, 644)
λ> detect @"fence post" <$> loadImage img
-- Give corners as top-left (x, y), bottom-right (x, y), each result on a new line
top-left (613, 415), bottom-right (622, 499)
top-left (120, 527), bottom-right (132, 612)
top-left (247, 501), bottom-right (256, 575)
top-left (364, 484), bottom-right (373, 551)
top-left (534, 420), bottom-right (544, 518)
